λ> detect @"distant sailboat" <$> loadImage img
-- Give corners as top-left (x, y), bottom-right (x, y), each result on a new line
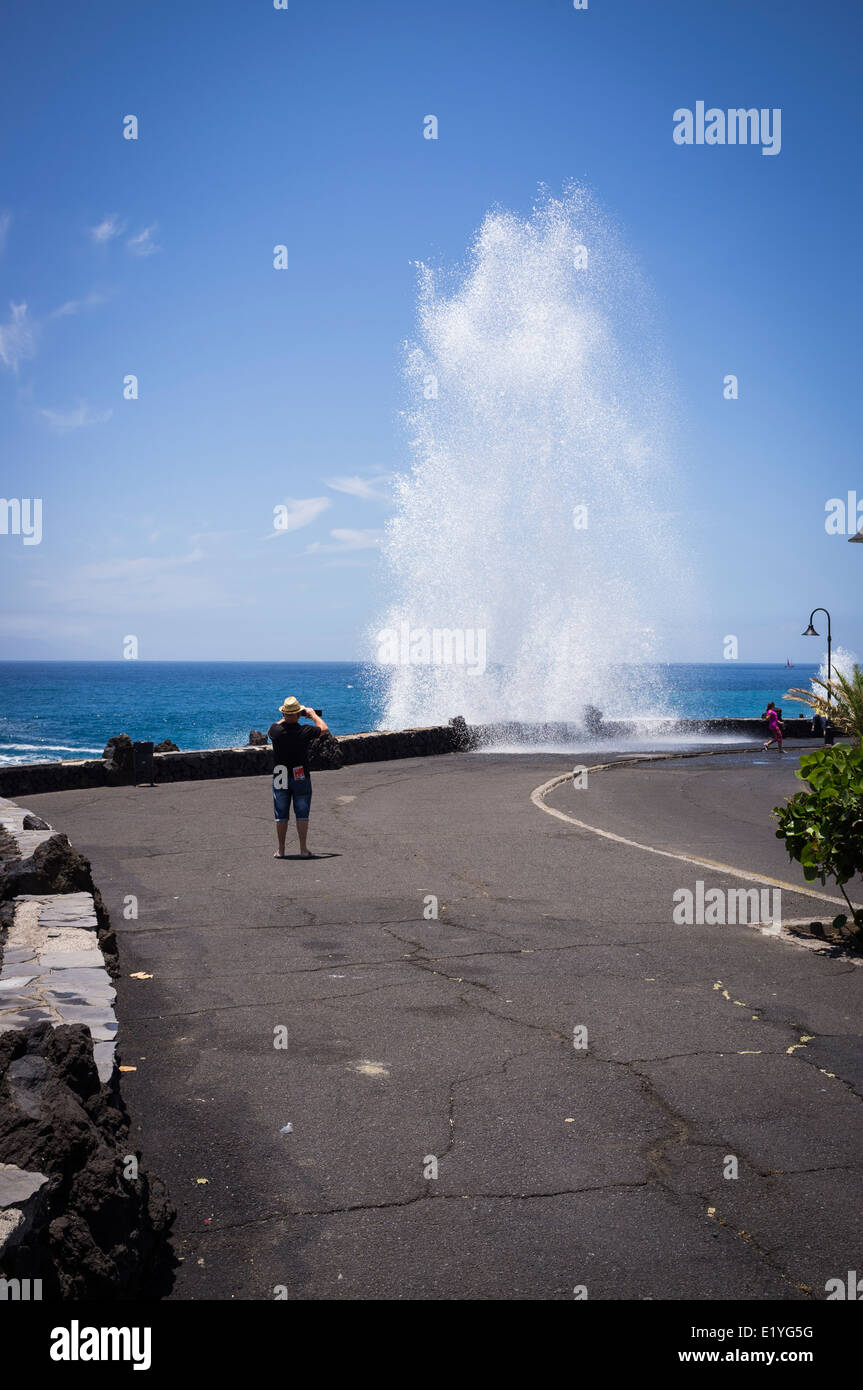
top-left (784, 658), bottom-right (794, 668)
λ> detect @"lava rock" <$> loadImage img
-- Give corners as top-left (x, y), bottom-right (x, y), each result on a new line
top-left (449, 715), bottom-right (474, 751)
top-left (583, 705), bottom-right (604, 737)
top-left (1, 832), bottom-right (93, 900)
top-left (248, 729), bottom-right (268, 746)
top-left (102, 735), bottom-right (133, 787)
top-left (0, 1023), bottom-right (174, 1298)
top-left (153, 740), bottom-right (179, 754)
top-left (309, 732), bottom-right (345, 771)
top-left (22, 813), bottom-right (51, 831)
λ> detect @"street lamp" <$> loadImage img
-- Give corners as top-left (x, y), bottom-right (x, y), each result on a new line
top-left (802, 607), bottom-right (833, 726)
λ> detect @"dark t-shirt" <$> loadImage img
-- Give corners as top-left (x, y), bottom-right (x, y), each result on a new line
top-left (268, 721), bottom-right (320, 783)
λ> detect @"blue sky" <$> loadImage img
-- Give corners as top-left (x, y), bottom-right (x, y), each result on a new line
top-left (1, 0), bottom-right (860, 663)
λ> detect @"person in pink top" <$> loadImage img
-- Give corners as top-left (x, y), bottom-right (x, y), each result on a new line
top-left (762, 701), bottom-right (783, 752)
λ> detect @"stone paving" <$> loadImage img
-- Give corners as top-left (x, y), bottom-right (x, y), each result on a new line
top-left (0, 796), bottom-right (121, 1272)
top-left (0, 892), bottom-right (117, 1082)
top-left (1, 795), bottom-right (119, 1084)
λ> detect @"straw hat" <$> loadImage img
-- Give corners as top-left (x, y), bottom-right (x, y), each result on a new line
top-left (279, 697), bottom-right (303, 717)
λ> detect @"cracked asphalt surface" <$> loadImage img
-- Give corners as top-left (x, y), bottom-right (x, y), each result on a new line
top-left (22, 746), bottom-right (863, 1300)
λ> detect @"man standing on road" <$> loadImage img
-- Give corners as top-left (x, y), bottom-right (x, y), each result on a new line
top-left (268, 697), bottom-right (330, 858)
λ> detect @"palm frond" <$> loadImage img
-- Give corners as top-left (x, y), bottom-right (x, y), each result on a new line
top-left (784, 664), bottom-right (863, 742)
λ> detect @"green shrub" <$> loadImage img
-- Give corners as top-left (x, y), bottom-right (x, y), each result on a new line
top-left (773, 744), bottom-right (863, 940)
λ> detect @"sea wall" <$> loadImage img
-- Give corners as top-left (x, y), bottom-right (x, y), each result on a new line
top-left (470, 716), bottom-right (817, 745)
top-left (0, 721), bottom-right (470, 798)
top-left (0, 797), bottom-right (173, 1298)
top-left (0, 715), bottom-right (822, 798)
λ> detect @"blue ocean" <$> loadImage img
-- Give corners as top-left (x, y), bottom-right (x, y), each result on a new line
top-left (0, 662), bottom-right (820, 765)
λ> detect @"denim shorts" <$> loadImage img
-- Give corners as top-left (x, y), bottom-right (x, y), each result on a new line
top-left (273, 779), bottom-right (312, 821)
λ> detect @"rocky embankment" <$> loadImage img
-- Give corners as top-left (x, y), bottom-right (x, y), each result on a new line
top-left (0, 799), bottom-right (173, 1299)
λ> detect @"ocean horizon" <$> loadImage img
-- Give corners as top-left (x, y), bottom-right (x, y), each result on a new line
top-left (0, 660), bottom-right (820, 766)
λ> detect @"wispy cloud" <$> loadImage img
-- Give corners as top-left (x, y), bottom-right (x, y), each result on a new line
top-left (89, 214), bottom-right (124, 244)
top-left (0, 613), bottom-right (92, 639)
top-left (306, 528), bottom-right (383, 554)
top-left (40, 547), bottom-right (229, 616)
top-left (0, 213), bottom-right (11, 254)
top-left (127, 223), bottom-right (159, 257)
top-left (0, 302), bottom-right (38, 372)
top-left (79, 548), bottom-right (206, 580)
top-left (50, 292), bottom-right (105, 319)
top-left (89, 215), bottom-right (159, 256)
top-left (39, 402), bottom-right (112, 433)
top-left (325, 473), bottom-right (393, 501)
top-left (268, 496), bottom-right (331, 538)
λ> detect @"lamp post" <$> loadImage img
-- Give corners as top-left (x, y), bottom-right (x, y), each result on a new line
top-left (802, 608), bottom-right (833, 738)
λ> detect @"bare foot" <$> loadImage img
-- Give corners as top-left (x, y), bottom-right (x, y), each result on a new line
top-left (274, 851), bottom-right (285, 858)
top-left (300, 850), bottom-right (312, 858)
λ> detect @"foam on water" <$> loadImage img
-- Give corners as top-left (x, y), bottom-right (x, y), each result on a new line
top-left (479, 734), bottom-right (752, 756)
top-left (0, 743), bottom-right (105, 764)
top-left (372, 187), bottom-right (688, 735)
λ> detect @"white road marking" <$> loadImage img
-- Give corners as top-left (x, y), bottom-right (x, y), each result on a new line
top-left (530, 767), bottom-right (861, 911)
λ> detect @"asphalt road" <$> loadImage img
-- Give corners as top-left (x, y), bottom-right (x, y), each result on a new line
top-left (22, 746), bottom-right (863, 1300)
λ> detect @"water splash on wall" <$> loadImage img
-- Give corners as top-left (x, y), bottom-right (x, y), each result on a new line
top-left (819, 645), bottom-right (859, 687)
top-left (372, 187), bottom-right (688, 732)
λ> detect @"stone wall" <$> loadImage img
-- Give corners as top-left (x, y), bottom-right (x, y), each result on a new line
top-left (0, 797), bottom-right (173, 1298)
top-left (0, 714), bottom-right (827, 800)
top-left (0, 722), bottom-right (466, 797)
top-left (0, 759), bottom-right (108, 798)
